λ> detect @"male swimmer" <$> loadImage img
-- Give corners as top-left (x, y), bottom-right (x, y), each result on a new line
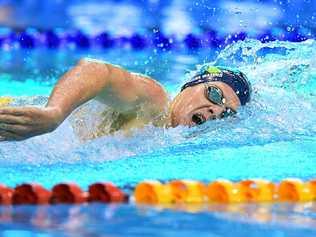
top-left (0, 58), bottom-right (251, 141)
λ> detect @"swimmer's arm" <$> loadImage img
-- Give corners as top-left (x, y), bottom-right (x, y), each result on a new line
top-left (47, 58), bottom-right (168, 118)
top-left (0, 58), bottom-right (168, 141)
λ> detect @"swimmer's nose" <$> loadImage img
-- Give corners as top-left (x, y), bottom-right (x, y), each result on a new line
top-left (204, 105), bottom-right (222, 120)
top-left (191, 106), bottom-right (225, 125)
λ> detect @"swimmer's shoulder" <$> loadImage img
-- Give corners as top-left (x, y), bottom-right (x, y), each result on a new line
top-left (83, 57), bottom-right (170, 111)
top-left (130, 72), bottom-right (169, 108)
top-left (83, 57), bottom-right (166, 90)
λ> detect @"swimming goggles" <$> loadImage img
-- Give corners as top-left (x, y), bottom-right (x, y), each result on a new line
top-left (192, 85), bottom-right (237, 125)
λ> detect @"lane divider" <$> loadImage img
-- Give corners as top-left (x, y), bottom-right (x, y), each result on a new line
top-left (0, 26), bottom-right (311, 51)
top-left (88, 182), bottom-right (128, 203)
top-left (51, 183), bottom-right (86, 204)
top-left (0, 182), bottom-right (127, 205)
top-left (134, 179), bottom-right (316, 204)
top-left (0, 179), bottom-right (315, 206)
top-left (13, 184), bottom-right (51, 205)
top-left (237, 179), bottom-right (275, 202)
top-left (0, 185), bottom-right (13, 205)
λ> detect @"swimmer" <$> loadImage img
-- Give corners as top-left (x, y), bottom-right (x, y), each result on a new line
top-left (0, 58), bottom-right (251, 141)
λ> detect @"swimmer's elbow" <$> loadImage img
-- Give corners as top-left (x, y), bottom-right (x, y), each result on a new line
top-left (78, 57), bottom-right (106, 65)
top-left (77, 58), bottom-right (111, 79)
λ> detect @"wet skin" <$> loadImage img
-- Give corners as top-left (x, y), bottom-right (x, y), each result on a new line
top-left (169, 81), bottom-right (241, 127)
top-left (0, 59), bottom-right (241, 141)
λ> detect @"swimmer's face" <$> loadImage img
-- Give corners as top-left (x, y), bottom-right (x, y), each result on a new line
top-left (169, 81), bottom-right (241, 127)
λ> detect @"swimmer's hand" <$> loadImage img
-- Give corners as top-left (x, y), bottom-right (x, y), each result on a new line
top-left (0, 107), bottom-right (62, 141)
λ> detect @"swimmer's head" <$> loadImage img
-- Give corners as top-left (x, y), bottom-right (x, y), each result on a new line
top-left (169, 65), bottom-right (251, 127)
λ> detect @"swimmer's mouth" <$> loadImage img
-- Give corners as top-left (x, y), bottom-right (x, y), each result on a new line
top-left (191, 113), bottom-right (206, 125)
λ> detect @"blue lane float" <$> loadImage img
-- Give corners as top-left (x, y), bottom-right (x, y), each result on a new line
top-left (44, 30), bottom-right (61, 48)
top-left (0, 27), bottom-right (312, 51)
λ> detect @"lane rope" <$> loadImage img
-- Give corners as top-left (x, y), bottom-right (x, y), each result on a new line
top-left (0, 26), bottom-right (311, 51)
top-left (0, 179), bottom-right (315, 206)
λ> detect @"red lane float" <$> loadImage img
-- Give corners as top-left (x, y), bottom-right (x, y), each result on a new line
top-left (12, 184), bottom-right (51, 205)
top-left (51, 183), bottom-right (87, 204)
top-left (88, 183), bottom-right (127, 203)
top-left (0, 185), bottom-right (13, 205)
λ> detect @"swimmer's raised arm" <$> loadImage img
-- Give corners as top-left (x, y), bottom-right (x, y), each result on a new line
top-left (48, 58), bottom-right (168, 117)
top-left (0, 58), bottom-right (168, 141)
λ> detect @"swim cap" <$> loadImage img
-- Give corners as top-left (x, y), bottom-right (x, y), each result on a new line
top-left (181, 65), bottom-right (252, 105)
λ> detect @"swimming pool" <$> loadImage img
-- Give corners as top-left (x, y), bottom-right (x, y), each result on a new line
top-left (1, 0), bottom-right (316, 236)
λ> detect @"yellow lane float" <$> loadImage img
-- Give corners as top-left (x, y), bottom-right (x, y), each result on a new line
top-left (167, 180), bottom-right (206, 203)
top-left (0, 97), bottom-right (13, 107)
top-left (307, 179), bottom-right (316, 198)
top-left (207, 179), bottom-right (243, 203)
top-left (278, 178), bottom-right (314, 202)
top-left (134, 180), bottom-right (172, 204)
top-left (237, 179), bottom-right (276, 202)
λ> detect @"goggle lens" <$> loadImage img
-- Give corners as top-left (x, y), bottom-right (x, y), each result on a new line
top-left (206, 86), bottom-right (224, 105)
top-left (206, 85), bottom-right (237, 119)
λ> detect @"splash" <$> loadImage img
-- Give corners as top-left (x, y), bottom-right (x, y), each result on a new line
top-left (0, 40), bottom-right (315, 185)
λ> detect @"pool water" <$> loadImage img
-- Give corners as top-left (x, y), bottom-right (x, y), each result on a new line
top-left (0, 38), bottom-right (316, 236)
top-left (0, 203), bottom-right (316, 237)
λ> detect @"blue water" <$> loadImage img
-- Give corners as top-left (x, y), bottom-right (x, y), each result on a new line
top-left (0, 203), bottom-right (316, 237)
top-left (1, 0), bottom-right (316, 236)
top-left (2, 0), bottom-right (316, 38)
top-left (0, 39), bottom-right (316, 236)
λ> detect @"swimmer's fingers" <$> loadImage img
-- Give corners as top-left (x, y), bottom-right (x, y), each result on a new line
top-left (0, 123), bottom-right (31, 135)
top-left (0, 106), bottom-right (61, 128)
top-left (0, 121), bottom-right (42, 141)
top-left (0, 107), bottom-right (29, 116)
top-left (0, 108), bottom-right (36, 141)
top-left (0, 130), bottom-right (23, 141)
top-left (0, 123), bottom-right (41, 141)
top-left (0, 107), bottom-right (51, 119)
top-left (0, 118), bottom-right (51, 140)
top-left (0, 107), bottom-right (63, 141)
top-left (0, 114), bottom-right (32, 125)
